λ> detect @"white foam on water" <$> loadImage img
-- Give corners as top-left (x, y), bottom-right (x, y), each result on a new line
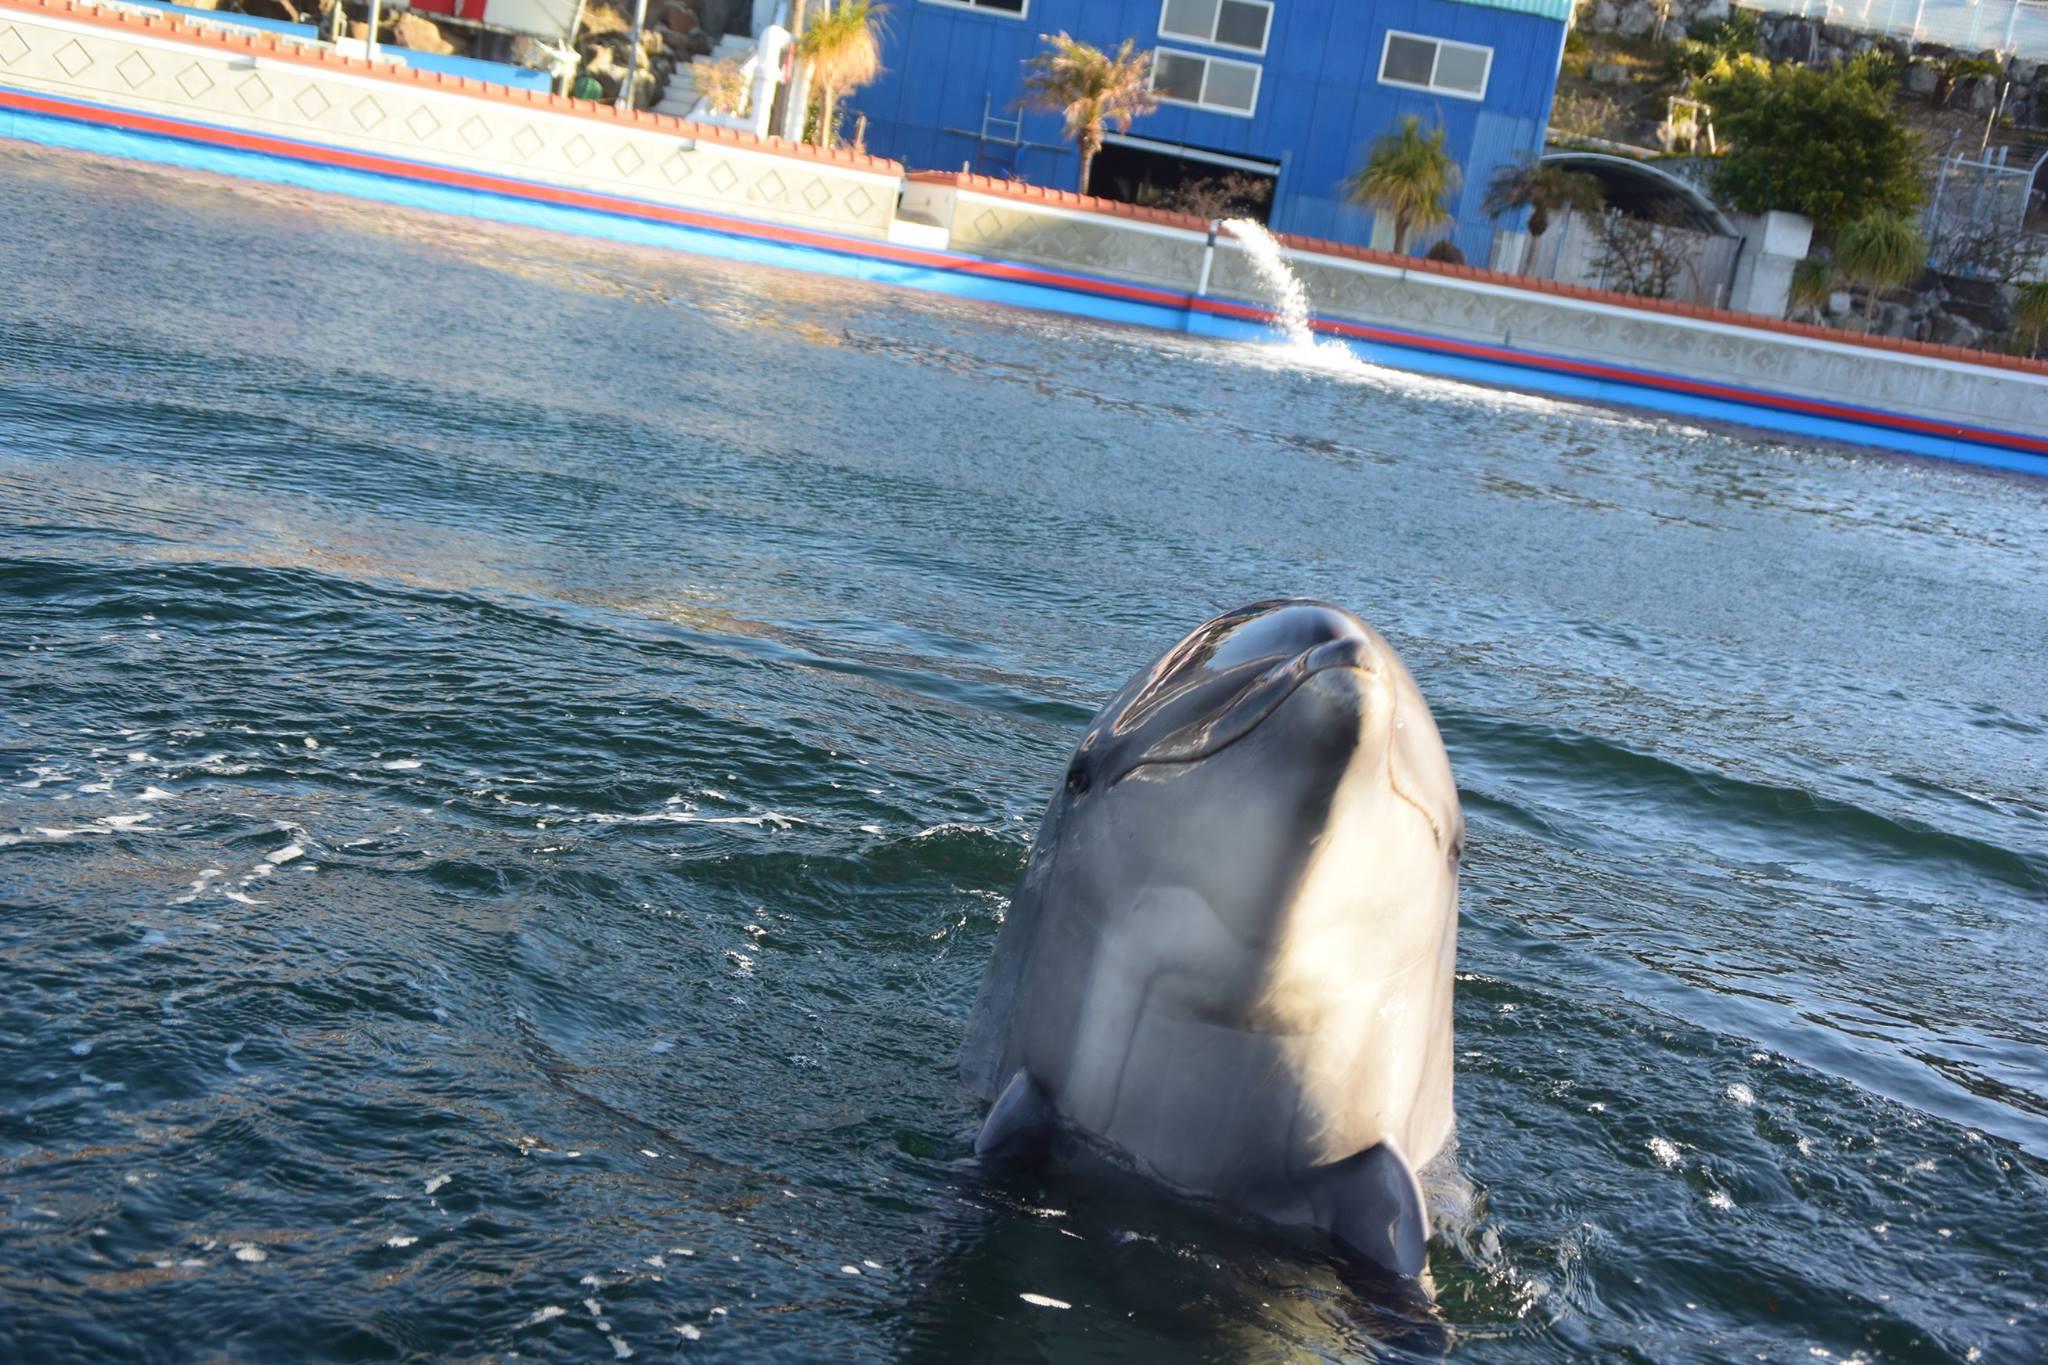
top-left (140, 787), bottom-right (175, 801)
top-left (518, 1306), bottom-right (566, 1328)
top-left (1647, 1137), bottom-right (1682, 1167)
top-left (1707, 1190), bottom-right (1737, 1211)
top-left (1221, 219), bottom-right (1374, 375)
top-left (384, 1235), bottom-right (417, 1248)
top-left (673, 1325), bottom-right (702, 1340)
top-left (423, 1174), bottom-right (451, 1195)
top-left (1018, 1293), bottom-right (1071, 1310)
top-left (382, 759), bottom-right (422, 770)
top-left (265, 844), bottom-right (304, 865)
top-left (1726, 1083), bottom-right (1756, 1106)
top-left (231, 1244), bottom-right (267, 1263)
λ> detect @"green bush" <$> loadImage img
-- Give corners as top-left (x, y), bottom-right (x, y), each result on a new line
top-left (1703, 61), bottom-right (1921, 232)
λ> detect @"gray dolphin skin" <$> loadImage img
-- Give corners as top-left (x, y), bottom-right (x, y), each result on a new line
top-left (963, 600), bottom-right (1464, 1279)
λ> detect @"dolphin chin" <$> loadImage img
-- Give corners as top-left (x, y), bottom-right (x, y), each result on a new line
top-left (963, 600), bottom-right (1463, 1280)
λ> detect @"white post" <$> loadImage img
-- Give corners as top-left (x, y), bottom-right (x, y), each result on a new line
top-left (364, 0), bottom-right (382, 56)
top-left (1196, 220), bottom-right (1219, 296)
top-left (749, 25), bottom-right (791, 137)
top-left (2002, 0), bottom-right (2021, 51)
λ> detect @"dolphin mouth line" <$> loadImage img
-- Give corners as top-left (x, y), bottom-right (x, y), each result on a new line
top-left (1110, 657), bottom-right (1377, 786)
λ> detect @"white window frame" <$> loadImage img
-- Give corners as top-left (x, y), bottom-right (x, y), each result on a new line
top-left (1150, 47), bottom-right (1263, 118)
top-left (1377, 30), bottom-right (1493, 101)
top-left (919, 0), bottom-right (1029, 19)
top-left (1156, 0), bottom-right (1273, 57)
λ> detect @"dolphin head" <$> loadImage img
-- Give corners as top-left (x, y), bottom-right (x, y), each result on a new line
top-left (1050, 599), bottom-right (1460, 959)
top-left (970, 600), bottom-right (1464, 1195)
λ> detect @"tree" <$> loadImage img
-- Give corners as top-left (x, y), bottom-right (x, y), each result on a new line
top-left (1702, 60), bottom-right (1921, 233)
top-left (1833, 211), bottom-right (1926, 321)
top-left (1346, 116), bottom-right (1460, 256)
top-left (1022, 33), bottom-right (1159, 196)
top-left (798, 0), bottom-right (884, 148)
top-left (1482, 159), bottom-right (1604, 243)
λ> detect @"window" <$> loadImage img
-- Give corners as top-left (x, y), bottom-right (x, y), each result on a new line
top-left (920, 0), bottom-right (1026, 15)
top-left (1377, 31), bottom-right (1492, 100)
top-left (1151, 48), bottom-right (1261, 116)
top-left (1159, 0), bottom-right (1272, 55)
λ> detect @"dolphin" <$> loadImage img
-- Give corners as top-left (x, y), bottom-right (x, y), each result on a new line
top-left (962, 600), bottom-right (1463, 1279)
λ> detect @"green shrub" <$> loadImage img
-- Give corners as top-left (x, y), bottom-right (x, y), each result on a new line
top-left (1703, 61), bottom-right (1921, 232)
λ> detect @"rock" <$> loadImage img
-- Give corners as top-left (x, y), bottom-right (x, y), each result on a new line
top-left (1826, 290), bottom-right (1854, 317)
top-left (1904, 60), bottom-right (1940, 97)
top-left (664, 4), bottom-right (697, 32)
top-left (1961, 75), bottom-right (1999, 116)
top-left (392, 12), bottom-right (456, 56)
top-left (2011, 58), bottom-right (2039, 85)
top-left (686, 28), bottom-right (714, 56)
top-left (1875, 300), bottom-right (1913, 337)
top-left (1930, 312), bottom-right (1985, 348)
top-left (1615, 0), bottom-right (1658, 37)
top-left (1590, 61), bottom-right (1630, 86)
top-left (1691, 0), bottom-right (1729, 21)
top-left (1590, 0), bottom-right (1621, 30)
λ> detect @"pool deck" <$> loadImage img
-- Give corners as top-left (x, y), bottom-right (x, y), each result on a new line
top-left (2, 0), bottom-right (2044, 476)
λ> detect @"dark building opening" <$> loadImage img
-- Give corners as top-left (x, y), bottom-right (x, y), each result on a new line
top-left (1089, 135), bottom-right (1281, 224)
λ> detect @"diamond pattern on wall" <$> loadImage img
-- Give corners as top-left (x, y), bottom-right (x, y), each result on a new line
top-left (844, 187), bottom-right (875, 219)
top-left (562, 134), bottom-right (593, 167)
top-left (176, 62), bottom-right (213, 98)
top-left (799, 178), bottom-right (830, 212)
top-left (406, 106), bottom-right (441, 140)
top-left (0, 26), bottom-right (28, 66)
top-left (754, 170), bottom-right (786, 203)
top-left (972, 208), bottom-right (1002, 239)
top-left (115, 50), bottom-right (153, 89)
top-left (459, 115), bottom-right (490, 149)
top-left (53, 38), bottom-right (89, 76)
top-left (706, 161), bottom-right (738, 194)
top-left (659, 150), bottom-right (692, 184)
top-left (611, 144), bottom-right (643, 177)
top-left (510, 124), bottom-right (543, 159)
top-left (236, 74), bottom-right (271, 110)
top-left (294, 85), bottom-right (329, 120)
top-left (351, 94), bottom-right (385, 130)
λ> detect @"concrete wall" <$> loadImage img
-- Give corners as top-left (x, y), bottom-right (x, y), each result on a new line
top-left (0, 0), bottom-right (901, 238)
top-left (911, 175), bottom-right (2048, 451)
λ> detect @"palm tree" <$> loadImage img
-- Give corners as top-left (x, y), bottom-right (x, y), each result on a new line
top-left (798, 1), bottom-right (884, 148)
top-left (1787, 253), bottom-right (1836, 322)
top-left (1346, 116), bottom-right (1461, 256)
top-left (1833, 211), bottom-right (1924, 322)
top-left (1022, 33), bottom-right (1159, 196)
top-left (1482, 159), bottom-right (1604, 243)
top-left (2014, 280), bottom-right (2048, 356)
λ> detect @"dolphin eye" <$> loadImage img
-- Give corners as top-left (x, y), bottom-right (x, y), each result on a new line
top-left (1064, 760), bottom-right (1092, 797)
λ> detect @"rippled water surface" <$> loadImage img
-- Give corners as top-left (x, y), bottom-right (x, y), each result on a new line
top-left (3, 142), bottom-right (2046, 1363)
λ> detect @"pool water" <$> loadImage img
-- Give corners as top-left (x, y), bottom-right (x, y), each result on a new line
top-left (2, 140), bottom-right (2045, 1363)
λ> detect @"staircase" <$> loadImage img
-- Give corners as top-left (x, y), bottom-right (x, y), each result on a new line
top-left (653, 31), bottom-right (762, 122)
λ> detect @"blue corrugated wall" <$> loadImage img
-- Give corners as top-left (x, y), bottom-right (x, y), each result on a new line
top-left (852, 0), bottom-right (1564, 260)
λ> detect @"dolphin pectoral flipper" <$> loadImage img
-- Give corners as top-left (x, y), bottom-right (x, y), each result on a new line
top-left (1311, 1142), bottom-right (1429, 1278)
top-left (975, 1069), bottom-right (1058, 1165)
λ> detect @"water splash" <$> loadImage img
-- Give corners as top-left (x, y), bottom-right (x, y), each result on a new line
top-left (1220, 219), bottom-right (1371, 372)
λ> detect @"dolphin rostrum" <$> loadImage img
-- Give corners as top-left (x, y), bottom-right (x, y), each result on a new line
top-left (963, 600), bottom-right (1463, 1278)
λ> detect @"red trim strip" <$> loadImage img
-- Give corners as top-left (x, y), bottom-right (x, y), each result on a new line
top-left (4, 84), bottom-right (2043, 458)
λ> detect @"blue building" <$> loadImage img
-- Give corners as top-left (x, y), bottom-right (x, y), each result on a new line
top-left (852, 0), bottom-right (1570, 261)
